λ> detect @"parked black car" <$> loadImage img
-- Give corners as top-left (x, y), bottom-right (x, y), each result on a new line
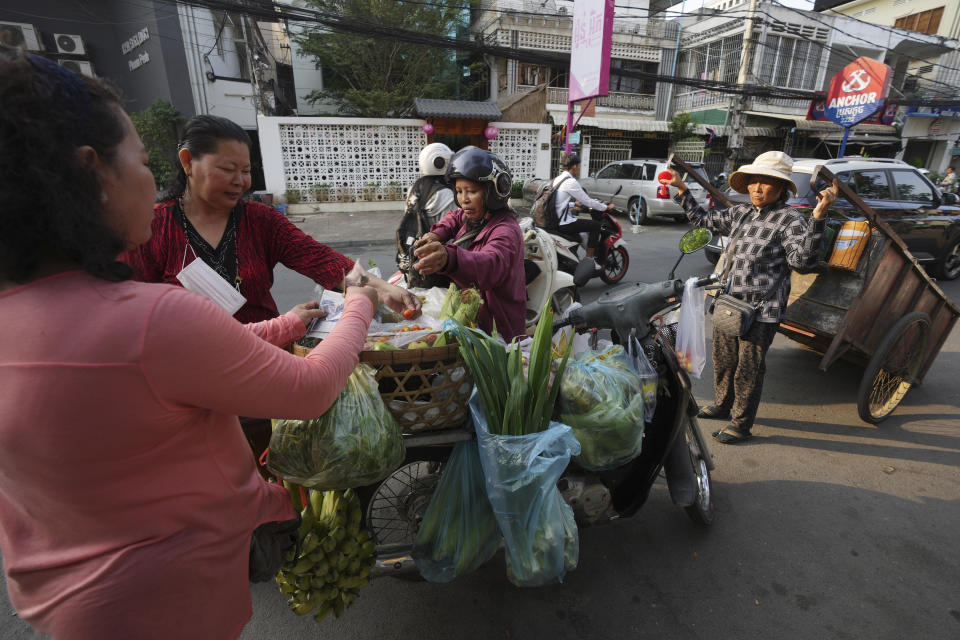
top-left (703, 157), bottom-right (960, 280)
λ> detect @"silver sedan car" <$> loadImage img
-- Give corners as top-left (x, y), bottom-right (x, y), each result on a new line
top-left (581, 159), bottom-right (711, 224)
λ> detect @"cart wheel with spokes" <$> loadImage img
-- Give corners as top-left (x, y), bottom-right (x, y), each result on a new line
top-left (357, 459), bottom-right (445, 580)
top-left (856, 311), bottom-right (931, 424)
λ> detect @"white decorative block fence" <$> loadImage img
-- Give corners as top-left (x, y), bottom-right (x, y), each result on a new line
top-left (488, 125), bottom-right (551, 184)
top-left (258, 116), bottom-right (552, 204)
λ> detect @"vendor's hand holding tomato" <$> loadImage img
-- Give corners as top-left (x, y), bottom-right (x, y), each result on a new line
top-left (376, 283), bottom-right (420, 318)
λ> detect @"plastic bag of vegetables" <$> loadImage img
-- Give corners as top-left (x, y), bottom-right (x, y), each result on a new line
top-left (470, 393), bottom-right (580, 588)
top-left (412, 441), bottom-right (501, 582)
top-left (559, 345), bottom-right (646, 471)
top-left (268, 364), bottom-right (405, 489)
top-left (628, 336), bottom-right (658, 423)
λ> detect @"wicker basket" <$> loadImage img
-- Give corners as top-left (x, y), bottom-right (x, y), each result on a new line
top-left (292, 342), bottom-right (474, 433)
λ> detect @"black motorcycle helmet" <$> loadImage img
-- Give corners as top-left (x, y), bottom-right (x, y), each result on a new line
top-left (446, 146), bottom-right (513, 211)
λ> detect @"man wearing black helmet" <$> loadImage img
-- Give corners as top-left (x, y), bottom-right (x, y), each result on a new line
top-left (412, 146), bottom-right (526, 339)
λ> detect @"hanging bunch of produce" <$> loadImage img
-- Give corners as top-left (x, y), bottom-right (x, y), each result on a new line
top-left (275, 485), bottom-right (375, 623)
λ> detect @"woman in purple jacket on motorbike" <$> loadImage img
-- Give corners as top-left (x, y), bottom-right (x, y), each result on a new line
top-left (411, 147), bottom-right (527, 340)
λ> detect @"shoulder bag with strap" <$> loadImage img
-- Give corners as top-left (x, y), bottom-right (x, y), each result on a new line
top-left (710, 210), bottom-right (779, 337)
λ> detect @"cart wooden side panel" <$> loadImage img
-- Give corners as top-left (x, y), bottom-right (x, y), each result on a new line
top-left (780, 165), bottom-right (959, 382)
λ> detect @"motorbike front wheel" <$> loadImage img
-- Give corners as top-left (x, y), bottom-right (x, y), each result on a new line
top-left (599, 246), bottom-right (629, 284)
top-left (683, 421), bottom-right (715, 526)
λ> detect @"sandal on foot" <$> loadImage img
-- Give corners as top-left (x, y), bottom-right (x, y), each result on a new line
top-left (713, 427), bottom-right (752, 444)
top-left (698, 405), bottom-right (731, 420)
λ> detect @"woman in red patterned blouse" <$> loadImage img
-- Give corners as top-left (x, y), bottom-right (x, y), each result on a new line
top-left (122, 115), bottom-right (419, 325)
top-left (123, 116), bottom-right (420, 465)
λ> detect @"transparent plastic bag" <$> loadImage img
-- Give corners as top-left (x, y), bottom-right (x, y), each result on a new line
top-left (470, 393), bottom-right (580, 587)
top-left (558, 346), bottom-right (646, 471)
top-left (412, 441), bottom-right (502, 583)
top-left (628, 336), bottom-right (658, 423)
top-left (676, 276), bottom-right (706, 379)
top-left (267, 364), bottom-right (405, 489)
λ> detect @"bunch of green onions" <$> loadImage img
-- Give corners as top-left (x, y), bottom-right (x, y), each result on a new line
top-left (453, 305), bottom-right (571, 436)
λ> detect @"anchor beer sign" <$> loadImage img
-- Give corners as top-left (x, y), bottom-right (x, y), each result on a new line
top-left (825, 57), bottom-right (892, 128)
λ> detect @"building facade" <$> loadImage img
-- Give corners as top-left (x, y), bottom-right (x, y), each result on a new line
top-left (815, 0), bottom-right (960, 171)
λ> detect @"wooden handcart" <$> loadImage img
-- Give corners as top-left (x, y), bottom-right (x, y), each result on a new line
top-left (669, 157), bottom-right (960, 424)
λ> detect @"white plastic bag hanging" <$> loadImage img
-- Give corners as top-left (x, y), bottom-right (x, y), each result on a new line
top-left (675, 276), bottom-right (706, 379)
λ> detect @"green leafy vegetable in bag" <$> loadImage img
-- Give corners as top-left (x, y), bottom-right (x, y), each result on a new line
top-left (559, 346), bottom-right (646, 470)
top-left (268, 364), bottom-right (405, 489)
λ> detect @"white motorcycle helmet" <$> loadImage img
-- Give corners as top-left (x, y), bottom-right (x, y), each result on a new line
top-left (418, 142), bottom-right (453, 177)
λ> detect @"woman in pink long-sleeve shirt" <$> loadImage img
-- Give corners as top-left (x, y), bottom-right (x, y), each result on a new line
top-left (0, 47), bottom-right (380, 639)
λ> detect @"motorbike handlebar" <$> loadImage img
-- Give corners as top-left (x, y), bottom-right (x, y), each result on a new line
top-left (695, 275), bottom-right (720, 288)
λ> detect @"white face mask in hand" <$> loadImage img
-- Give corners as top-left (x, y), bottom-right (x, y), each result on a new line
top-left (176, 245), bottom-right (246, 316)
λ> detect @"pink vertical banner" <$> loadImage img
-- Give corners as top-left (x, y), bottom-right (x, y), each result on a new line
top-left (569, 0), bottom-right (614, 102)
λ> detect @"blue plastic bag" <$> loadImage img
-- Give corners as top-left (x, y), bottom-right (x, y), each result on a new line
top-left (470, 393), bottom-right (581, 587)
top-left (412, 441), bottom-right (502, 582)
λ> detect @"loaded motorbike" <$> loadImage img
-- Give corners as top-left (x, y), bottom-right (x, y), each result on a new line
top-left (364, 228), bottom-right (718, 578)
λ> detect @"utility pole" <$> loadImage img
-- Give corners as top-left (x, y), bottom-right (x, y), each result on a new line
top-left (725, 0), bottom-right (759, 173)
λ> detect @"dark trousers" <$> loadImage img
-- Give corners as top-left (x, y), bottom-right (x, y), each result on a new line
top-left (560, 219), bottom-right (604, 252)
top-left (711, 321), bottom-right (778, 432)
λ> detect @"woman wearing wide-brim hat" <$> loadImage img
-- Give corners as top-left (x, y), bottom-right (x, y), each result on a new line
top-left (666, 151), bottom-right (838, 444)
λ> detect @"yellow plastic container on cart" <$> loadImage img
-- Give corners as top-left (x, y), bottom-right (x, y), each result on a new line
top-left (827, 221), bottom-right (871, 271)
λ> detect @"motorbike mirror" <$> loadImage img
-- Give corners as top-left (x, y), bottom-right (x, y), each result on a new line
top-left (679, 228), bottom-right (713, 254)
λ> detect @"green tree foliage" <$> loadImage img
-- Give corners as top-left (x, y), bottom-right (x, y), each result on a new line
top-left (668, 112), bottom-right (697, 143)
top-left (130, 100), bottom-right (183, 190)
top-left (295, 0), bottom-right (470, 117)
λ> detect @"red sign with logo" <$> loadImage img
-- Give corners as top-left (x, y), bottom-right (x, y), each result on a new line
top-left (807, 93), bottom-right (898, 125)
top-left (824, 57), bottom-right (892, 128)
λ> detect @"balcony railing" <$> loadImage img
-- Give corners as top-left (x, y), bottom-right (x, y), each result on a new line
top-left (672, 90), bottom-right (728, 112)
top-left (540, 86), bottom-right (655, 111)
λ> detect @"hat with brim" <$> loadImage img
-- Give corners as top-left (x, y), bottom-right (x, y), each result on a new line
top-left (728, 151), bottom-right (797, 196)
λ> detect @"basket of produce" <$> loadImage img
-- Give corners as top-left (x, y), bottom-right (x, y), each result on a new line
top-left (293, 286), bottom-right (481, 433)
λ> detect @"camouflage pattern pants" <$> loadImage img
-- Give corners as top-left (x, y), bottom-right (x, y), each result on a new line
top-left (711, 321), bottom-right (779, 432)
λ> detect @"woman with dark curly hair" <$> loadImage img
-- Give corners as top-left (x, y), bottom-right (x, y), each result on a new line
top-left (0, 46), bottom-right (380, 638)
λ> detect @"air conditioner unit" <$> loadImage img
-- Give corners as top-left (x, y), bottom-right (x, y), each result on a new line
top-left (58, 59), bottom-right (95, 78)
top-left (53, 33), bottom-right (86, 56)
top-left (0, 22), bottom-right (42, 51)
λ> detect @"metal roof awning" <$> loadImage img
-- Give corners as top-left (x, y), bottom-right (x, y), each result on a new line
top-left (744, 111), bottom-right (895, 134)
top-left (413, 98), bottom-right (502, 120)
top-left (696, 124), bottom-right (780, 137)
top-left (816, 134), bottom-right (901, 145)
top-left (548, 112), bottom-right (671, 132)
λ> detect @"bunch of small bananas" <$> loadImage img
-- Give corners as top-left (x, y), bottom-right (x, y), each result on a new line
top-left (276, 486), bottom-right (376, 623)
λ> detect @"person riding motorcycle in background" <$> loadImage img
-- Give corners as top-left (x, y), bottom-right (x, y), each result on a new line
top-left (553, 153), bottom-right (614, 269)
top-left (395, 143), bottom-right (456, 284)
